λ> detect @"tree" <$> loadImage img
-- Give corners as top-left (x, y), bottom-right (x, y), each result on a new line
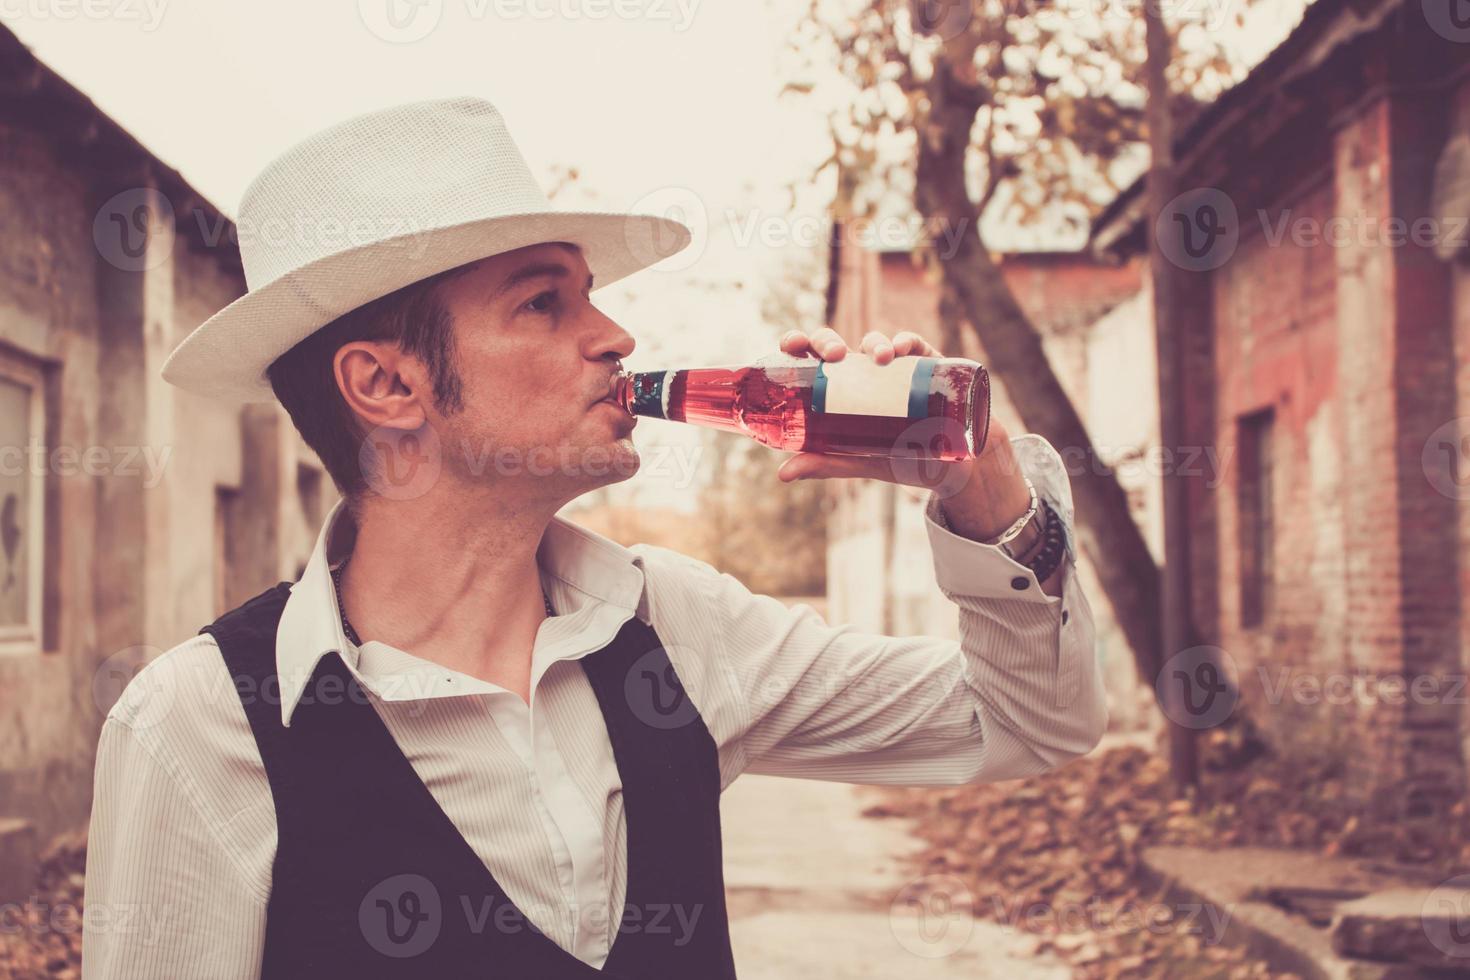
top-left (786, 0), bottom-right (1237, 753)
top-left (1140, 0), bottom-right (1196, 786)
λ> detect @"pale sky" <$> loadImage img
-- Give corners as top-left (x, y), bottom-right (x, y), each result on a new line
top-left (5, 0), bottom-right (823, 225)
top-left (3, 0), bottom-right (1306, 508)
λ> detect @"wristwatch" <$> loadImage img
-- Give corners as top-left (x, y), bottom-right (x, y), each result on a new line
top-left (982, 476), bottom-right (1041, 560)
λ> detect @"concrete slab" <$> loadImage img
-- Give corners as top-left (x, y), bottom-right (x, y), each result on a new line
top-left (722, 775), bottom-right (1069, 979)
top-left (730, 909), bottom-right (1069, 980)
top-left (1140, 845), bottom-right (1458, 980)
top-left (1332, 887), bottom-right (1470, 970)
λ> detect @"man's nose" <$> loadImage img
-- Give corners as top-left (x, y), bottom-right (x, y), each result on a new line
top-left (583, 309), bottom-right (636, 362)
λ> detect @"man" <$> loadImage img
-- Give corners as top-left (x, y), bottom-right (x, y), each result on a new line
top-left (82, 96), bottom-right (1104, 979)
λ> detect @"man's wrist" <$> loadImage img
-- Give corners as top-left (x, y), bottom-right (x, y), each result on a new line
top-left (937, 437), bottom-right (1033, 542)
top-left (1000, 508), bottom-right (1045, 558)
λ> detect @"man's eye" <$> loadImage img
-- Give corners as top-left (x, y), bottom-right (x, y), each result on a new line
top-left (524, 291), bottom-right (558, 314)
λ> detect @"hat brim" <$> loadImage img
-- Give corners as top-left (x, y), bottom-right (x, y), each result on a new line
top-left (161, 210), bottom-right (691, 403)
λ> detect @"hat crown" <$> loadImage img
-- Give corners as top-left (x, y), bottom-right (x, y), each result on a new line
top-left (163, 95), bottom-right (691, 403)
top-left (236, 97), bottom-right (551, 289)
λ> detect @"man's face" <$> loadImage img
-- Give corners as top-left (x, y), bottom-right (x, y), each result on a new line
top-left (426, 242), bottom-right (640, 497)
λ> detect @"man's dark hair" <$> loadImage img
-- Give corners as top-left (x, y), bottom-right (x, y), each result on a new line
top-left (266, 264), bottom-right (473, 501)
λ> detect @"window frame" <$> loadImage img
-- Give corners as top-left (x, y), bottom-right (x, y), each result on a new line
top-left (0, 349), bottom-right (48, 655)
top-left (1236, 408), bottom-right (1275, 630)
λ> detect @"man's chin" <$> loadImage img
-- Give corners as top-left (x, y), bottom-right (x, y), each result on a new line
top-left (604, 436), bottom-right (641, 482)
top-left (565, 436), bottom-right (641, 491)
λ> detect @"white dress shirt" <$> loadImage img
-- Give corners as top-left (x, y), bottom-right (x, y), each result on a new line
top-left (81, 435), bottom-right (1105, 979)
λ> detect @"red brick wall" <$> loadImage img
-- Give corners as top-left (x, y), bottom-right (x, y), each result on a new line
top-left (994, 253), bottom-right (1145, 336)
top-left (1211, 172), bottom-right (1352, 760)
top-left (829, 236), bottom-right (1143, 351)
top-left (1333, 98), bottom-right (1409, 812)
top-left (1455, 78), bottom-right (1470, 807)
top-left (1386, 89), bottom-right (1462, 819)
top-left (1201, 86), bottom-right (1466, 816)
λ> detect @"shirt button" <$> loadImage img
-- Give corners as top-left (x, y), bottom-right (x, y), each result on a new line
top-left (1062, 609), bottom-right (1070, 624)
top-left (1010, 576), bottom-right (1029, 591)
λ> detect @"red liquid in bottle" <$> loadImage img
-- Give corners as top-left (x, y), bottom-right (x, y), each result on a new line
top-left (615, 355), bottom-right (990, 461)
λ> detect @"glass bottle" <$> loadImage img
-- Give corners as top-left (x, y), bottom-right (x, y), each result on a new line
top-left (610, 352), bottom-right (991, 461)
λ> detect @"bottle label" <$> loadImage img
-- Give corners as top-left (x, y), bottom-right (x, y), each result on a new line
top-left (812, 355), bottom-right (935, 418)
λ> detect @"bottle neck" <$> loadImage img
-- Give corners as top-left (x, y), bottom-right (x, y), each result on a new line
top-left (614, 370), bottom-right (672, 420)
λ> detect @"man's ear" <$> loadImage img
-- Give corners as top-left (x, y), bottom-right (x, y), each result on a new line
top-left (334, 341), bottom-right (429, 430)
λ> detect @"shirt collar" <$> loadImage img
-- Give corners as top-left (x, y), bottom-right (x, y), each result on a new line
top-left (274, 498), bottom-right (647, 727)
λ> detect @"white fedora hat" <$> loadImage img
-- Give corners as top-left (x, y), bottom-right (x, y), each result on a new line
top-left (162, 96), bottom-right (691, 403)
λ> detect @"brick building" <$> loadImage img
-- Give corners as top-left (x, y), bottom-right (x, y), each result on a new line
top-left (1091, 0), bottom-right (1470, 816)
top-left (0, 26), bottom-right (329, 896)
top-left (824, 230), bottom-right (1159, 730)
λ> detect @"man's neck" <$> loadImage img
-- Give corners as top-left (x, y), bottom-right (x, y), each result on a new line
top-left (336, 488), bottom-right (561, 698)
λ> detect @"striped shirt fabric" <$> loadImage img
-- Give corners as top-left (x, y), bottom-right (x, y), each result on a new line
top-left (80, 434), bottom-right (1105, 979)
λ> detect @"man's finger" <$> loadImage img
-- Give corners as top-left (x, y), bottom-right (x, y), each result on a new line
top-left (860, 331), bottom-right (896, 364)
top-left (807, 327), bottom-right (849, 361)
top-left (777, 452), bottom-right (889, 483)
top-left (891, 331), bottom-right (937, 357)
top-left (779, 330), bottom-right (812, 355)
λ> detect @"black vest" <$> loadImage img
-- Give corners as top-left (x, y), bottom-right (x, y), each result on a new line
top-left (204, 583), bottom-right (737, 979)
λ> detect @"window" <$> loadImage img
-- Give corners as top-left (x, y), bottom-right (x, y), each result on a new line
top-left (0, 355), bottom-right (46, 653)
top-left (1237, 409), bottom-right (1275, 628)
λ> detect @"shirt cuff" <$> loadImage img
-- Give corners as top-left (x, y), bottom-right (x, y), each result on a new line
top-left (924, 434), bottom-right (1078, 603)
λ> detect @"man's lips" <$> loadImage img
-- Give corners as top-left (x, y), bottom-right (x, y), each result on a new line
top-left (590, 377), bottom-right (624, 410)
top-left (590, 395), bottom-right (632, 421)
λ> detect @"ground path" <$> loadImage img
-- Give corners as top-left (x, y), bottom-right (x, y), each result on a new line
top-left (722, 773), bottom-right (1072, 979)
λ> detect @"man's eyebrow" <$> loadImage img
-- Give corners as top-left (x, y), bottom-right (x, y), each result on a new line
top-left (491, 263), bottom-right (596, 299)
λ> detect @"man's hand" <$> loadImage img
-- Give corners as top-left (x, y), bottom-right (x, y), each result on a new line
top-left (774, 326), bottom-right (1016, 512)
top-left (775, 327), bottom-right (1060, 595)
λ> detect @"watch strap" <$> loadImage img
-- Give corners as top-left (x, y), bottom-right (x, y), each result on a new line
top-left (985, 476), bottom-right (1039, 558)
